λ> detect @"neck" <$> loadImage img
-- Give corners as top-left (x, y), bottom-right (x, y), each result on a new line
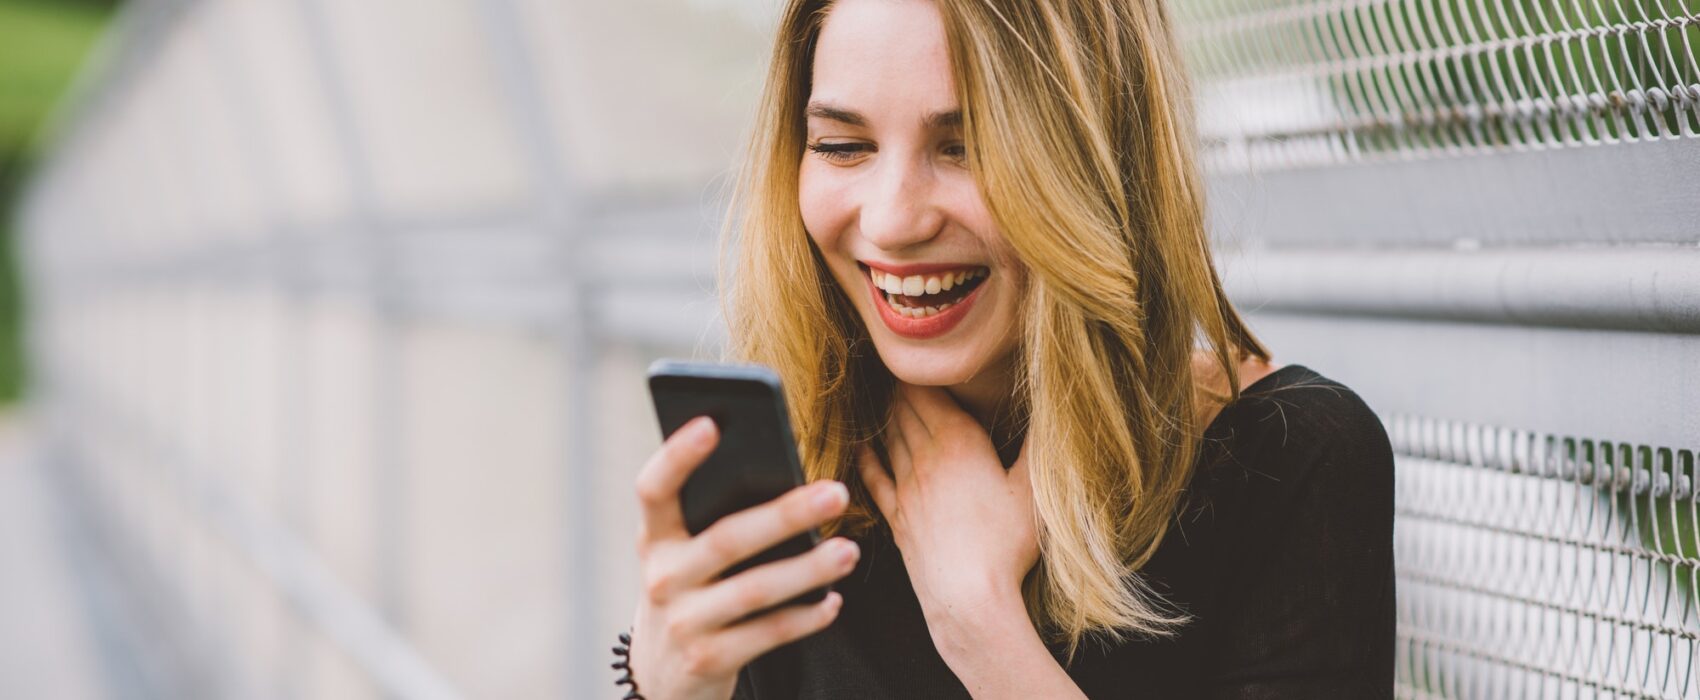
top-left (944, 355), bottom-right (1024, 465)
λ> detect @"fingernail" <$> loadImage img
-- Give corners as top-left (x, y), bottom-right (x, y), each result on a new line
top-left (689, 416), bottom-right (715, 442)
top-left (830, 538), bottom-right (859, 564)
top-left (813, 481), bottom-right (847, 510)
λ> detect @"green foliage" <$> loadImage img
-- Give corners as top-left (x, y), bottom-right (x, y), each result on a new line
top-left (0, 0), bottom-right (115, 402)
top-left (0, 0), bottom-right (111, 158)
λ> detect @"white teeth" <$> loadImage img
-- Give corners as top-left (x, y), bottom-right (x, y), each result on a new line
top-left (883, 289), bottom-right (963, 319)
top-left (869, 266), bottom-right (986, 305)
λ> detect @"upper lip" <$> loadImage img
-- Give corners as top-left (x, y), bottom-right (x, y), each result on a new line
top-left (859, 260), bottom-right (988, 276)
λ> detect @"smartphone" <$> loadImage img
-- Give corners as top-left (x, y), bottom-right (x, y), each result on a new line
top-left (646, 359), bottom-right (829, 610)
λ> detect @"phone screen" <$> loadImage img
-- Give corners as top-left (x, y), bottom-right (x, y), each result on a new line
top-left (647, 361), bottom-right (827, 605)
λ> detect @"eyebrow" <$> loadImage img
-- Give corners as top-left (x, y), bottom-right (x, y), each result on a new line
top-left (805, 101), bottom-right (962, 129)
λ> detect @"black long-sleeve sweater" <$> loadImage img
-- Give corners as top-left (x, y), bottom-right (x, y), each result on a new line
top-left (734, 364), bottom-right (1396, 699)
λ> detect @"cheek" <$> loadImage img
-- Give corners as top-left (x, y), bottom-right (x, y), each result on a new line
top-left (940, 177), bottom-right (1004, 250)
top-left (798, 164), bottom-right (852, 251)
top-left (939, 181), bottom-right (1025, 342)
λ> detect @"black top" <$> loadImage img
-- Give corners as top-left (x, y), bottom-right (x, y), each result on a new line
top-left (733, 364), bottom-right (1396, 699)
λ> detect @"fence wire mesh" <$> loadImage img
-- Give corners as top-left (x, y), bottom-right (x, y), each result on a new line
top-left (1388, 416), bottom-right (1700, 699)
top-left (1174, 0), bottom-right (1700, 171)
top-left (1174, 0), bottom-right (1700, 695)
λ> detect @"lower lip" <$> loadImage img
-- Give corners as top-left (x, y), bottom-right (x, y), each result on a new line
top-left (865, 270), bottom-right (986, 340)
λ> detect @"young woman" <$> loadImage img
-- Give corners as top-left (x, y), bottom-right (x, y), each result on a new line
top-left (622, 0), bottom-right (1395, 698)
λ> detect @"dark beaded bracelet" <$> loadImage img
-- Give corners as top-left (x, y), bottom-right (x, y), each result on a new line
top-left (612, 628), bottom-right (647, 700)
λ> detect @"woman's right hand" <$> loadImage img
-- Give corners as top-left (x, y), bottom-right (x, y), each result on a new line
top-left (628, 416), bottom-right (860, 700)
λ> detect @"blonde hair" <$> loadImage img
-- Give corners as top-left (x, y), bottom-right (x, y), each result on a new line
top-left (720, 0), bottom-right (1268, 661)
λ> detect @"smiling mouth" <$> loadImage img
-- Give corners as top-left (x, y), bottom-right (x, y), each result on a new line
top-left (860, 264), bottom-right (990, 318)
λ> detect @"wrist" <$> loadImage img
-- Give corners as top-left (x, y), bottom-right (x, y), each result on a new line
top-left (613, 628), bottom-right (649, 699)
top-left (926, 585), bottom-right (1034, 664)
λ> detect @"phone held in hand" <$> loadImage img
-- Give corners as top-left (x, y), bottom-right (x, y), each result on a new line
top-left (646, 360), bottom-right (830, 611)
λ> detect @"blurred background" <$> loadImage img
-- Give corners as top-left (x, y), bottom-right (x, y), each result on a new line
top-left (4, 0), bottom-right (1698, 699)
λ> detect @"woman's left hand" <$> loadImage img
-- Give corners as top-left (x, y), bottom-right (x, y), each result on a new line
top-left (856, 382), bottom-right (1039, 631)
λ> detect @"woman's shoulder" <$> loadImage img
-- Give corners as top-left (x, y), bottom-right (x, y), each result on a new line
top-left (1162, 363), bottom-right (1395, 596)
top-left (1196, 363), bottom-right (1394, 498)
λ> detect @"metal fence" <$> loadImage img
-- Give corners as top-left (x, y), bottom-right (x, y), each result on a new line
top-left (15, 0), bottom-right (1700, 698)
top-left (1181, 0), bottom-right (1700, 695)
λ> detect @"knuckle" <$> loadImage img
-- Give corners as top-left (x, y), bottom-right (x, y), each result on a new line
top-left (642, 568), bottom-right (677, 603)
top-left (780, 606), bottom-right (825, 640)
top-left (699, 528), bottom-right (740, 563)
top-left (664, 617), bottom-right (694, 648)
top-left (816, 603), bottom-right (840, 629)
top-left (634, 475), bottom-right (666, 507)
top-left (729, 580), bottom-right (769, 612)
top-left (814, 548), bottom-right (848, 577)
top-left (681, 642), bottom-right (721, 677)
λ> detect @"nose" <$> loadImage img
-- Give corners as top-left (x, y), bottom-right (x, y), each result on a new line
top-left (857, 152), bottom-right (944, 252)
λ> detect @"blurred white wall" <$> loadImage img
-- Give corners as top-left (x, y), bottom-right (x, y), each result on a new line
top-left (20, 1), bottom-right (781, 698)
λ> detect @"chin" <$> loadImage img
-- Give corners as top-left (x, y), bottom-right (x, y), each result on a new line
top-left (867, 336), bottom-right (1004, 387)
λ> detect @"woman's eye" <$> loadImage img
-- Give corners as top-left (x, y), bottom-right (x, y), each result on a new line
top-left (942, 142), bottom-right (967, 162)
top-left (807, 141), bottom-right (871, 162)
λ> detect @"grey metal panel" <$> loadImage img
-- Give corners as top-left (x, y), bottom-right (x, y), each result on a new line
top-left (1207, 138), bottom-right (1700, 249)
top-left (1240, 312), bottom-right (1700, 459)
top-left (1223, 247), bottom-right (1700, 334)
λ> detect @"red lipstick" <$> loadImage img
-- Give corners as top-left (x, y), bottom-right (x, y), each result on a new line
top-left (861, 263), bottom-right (988, 340)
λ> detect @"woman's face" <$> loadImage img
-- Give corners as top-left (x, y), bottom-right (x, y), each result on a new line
top-left (800, 0), bottom-right (1023, 390)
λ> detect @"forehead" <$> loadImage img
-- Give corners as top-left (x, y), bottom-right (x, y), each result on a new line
top-left (811, 0), bottom-right (958, 118)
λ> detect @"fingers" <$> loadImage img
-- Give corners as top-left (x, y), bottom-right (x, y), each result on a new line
top-left (665, 479), bottom-right (849, 594)
top-left (882, 399), bottom-right (912, 480)
top-left (891, 384), bottom-right (932, 441)
top-left (856, 445), bottom-right (897, 518)
top-left (681, 591), bottom-right (844, 678)
top-left (635, 416), bottom-right (718, 545)
top-left (897, 381), bottom-right (969, 431)
top-left (677, 536), bottom-right (859, 631)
